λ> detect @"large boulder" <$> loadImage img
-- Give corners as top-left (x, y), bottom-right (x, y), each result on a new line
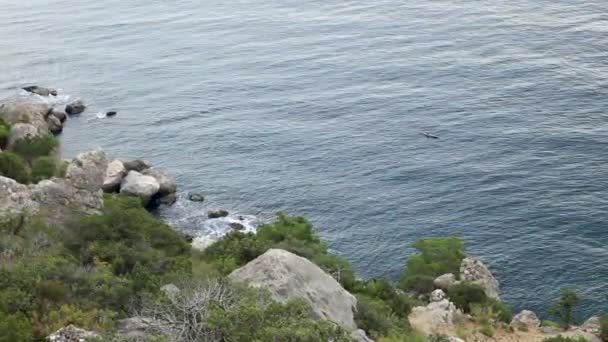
top-left (510, 310), bottom-right (541, 330)
top-left (65, 148), bottom-right (108, 192)
top-left (65, 100), bottom-right (86, 115)
top-left (7, 123), bottom-right (41, 148)
top-left (434, 273), bottom-right (456, 290)
top-left (0, 96), bottom-right (51, 133)
top-left (141, 168), bottom-right (177, 200)
top-left (46, 115), bottom-right (63, 134)
top-left (102, 159), bottom-right (127, 192)
top-left (229, 249), bottom-right (358, 331)
top-left (0, 176), bottom-right (38, 222)
top-left (409, 299), bottom-right (461, 335)
top-left (460, 257), bottom-right (500, 300)
top-left (46, 325), bottom-right (99, 341)
top-left (120, 171), bottom-right (160, 205)
top-left (121, 159), bottom-right (151, 172)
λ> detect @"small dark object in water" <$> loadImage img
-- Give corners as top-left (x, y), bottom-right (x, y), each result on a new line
top-left (188, 192), bottom-right (205, 202)
top-left (421, 132), bottom-right (439, 139)
top-left (208, 209), bottom-right (229, 219)
top-left (106, 111), bottom-right (117, 117)
top-left (66, 100), bottom-right (86, 115)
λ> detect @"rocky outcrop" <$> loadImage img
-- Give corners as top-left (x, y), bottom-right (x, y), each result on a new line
top-left (229, 249), bottom-right (359, 331)
top-left (510, 310), bottom-right (541, 330)
top-left (46, 115), bottom-right (63, 134)
top-left (409, 299), bottom-right (461, 335)
top-left (102, 159), bottom-right (127, 192)
top-left (0, 176), bottom-right (37, 223)
top-left (431, 289), bottom-right (446, 302)
top-left (0, 96), bottom-right (51, 135)
top-left (434, 273), bottom-right (456, 290)
top-left (141, 168), bottom-right (177, 204)
top-left (581, 316), bottom-right (601, 335)
top-left (460, 257), bottom-right (500, 300)
top-left (46, 325), bottom-right (99, 341)
top-left (120, 171), bottom-right (160, 206)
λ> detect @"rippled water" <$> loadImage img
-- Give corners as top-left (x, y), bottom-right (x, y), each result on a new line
top-left (1, 0), bottom-right (607, 316)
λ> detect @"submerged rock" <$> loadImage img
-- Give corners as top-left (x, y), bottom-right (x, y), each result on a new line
top-left (460, 257), bottom-right (500, 300)
top-left (23, 85), bottom-right (57, 97)
top-left (229, 249), bottom-right (359, 331)
top-left (510, 310), bottom-right (541, 330)
top-left (208, 209), bottom-right (229, 218)
top-left (229, 222), bottom-right (245, 231)
top-left (120, 171), bottom-right (160, 206)
top-left (188, 192), bottom-right (205, 202)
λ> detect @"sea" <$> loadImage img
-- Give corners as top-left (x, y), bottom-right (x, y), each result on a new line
top-left (1, 0), bottom-right (606, 317)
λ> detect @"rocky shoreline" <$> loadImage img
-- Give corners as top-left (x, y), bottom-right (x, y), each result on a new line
top-left (0, 87), bottom-right (605, 342)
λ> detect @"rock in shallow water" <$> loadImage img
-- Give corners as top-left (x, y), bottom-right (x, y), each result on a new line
top-left (23, 85), bottom-right (57, 97)
top-left (65, 100), bottom-right (86, 115)
top-left (208, 209), bottom-right (229, 218)
top-left (188, 192), bottom-right (205, 202)
top-left (120, 171), bottom-right (160, 206)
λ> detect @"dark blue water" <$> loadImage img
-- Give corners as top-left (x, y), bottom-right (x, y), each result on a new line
top-left (1, 0), bottom-right (606, 318)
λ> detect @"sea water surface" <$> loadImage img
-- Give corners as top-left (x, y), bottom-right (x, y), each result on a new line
top-left (1, 0), bottom-right (607, 316)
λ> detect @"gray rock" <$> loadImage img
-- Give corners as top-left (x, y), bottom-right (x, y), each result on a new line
top-left (460, 257), bottom-right (500, 300)
top-left (581, 316), bottom-right (601, 335)
top-left (160, 284), bottom-right (180, 300)
top-left (0, 96), bottom-right (51, 134)
top-left (351, 329), bottom-right (374, 342)
top-left (188, 192), bottom-right (205, 202)
top-left (117, 317), bottom-right (172, 340)
top-left (121, 159), bottom-right (151, 172)
top-left (65, 100), bottom-right (86, 115)
top-left (120, 171), bottom-right (160, 205)
top-left (229, 248), bottom-right (359, 331)
top-left (51, 110), bottom-right (67, 123)
top-left (141, 168), bottom-right (177, 196)
top-left (65, 148), bottom-right (108, 192)
top-left (430, 289), bottom-right (446, 302)
top-left (510, 310), bottom-right (541, 330)
top-left (409, 299), bottom-right (461, 335)
top-left (159, 192), bottom-right (177, 205)
top-left (46, 115), bottom-right (63, 134)
top-left (46, 325), bottom-right (99, 341)
top-left (434, 273), bottom-right (456, 290)
top-left (0, 176), bottom-right (38, 223)
top-left (208, 209), bottom-right (229, 218)
top-left (23, 86), bottom-right (57, 97)
top-left (102, 159), bottom-right (126, 193)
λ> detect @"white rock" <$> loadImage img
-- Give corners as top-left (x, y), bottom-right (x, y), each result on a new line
top-left (409, 299), bottom-right (461, 335)
top-left (460, 257), bottom-right (500, 300)
top-left (510, 310), bottom-right (541, 330)
top-left (120, 171), bottom-right (160, 205)
top-left (102, 159), bottom-right (126, 192)
top-left (431, 289), bottom-right (446, 302)
top-left (229, 248), bottom-right (358, 331)
top-left (141, 168), bottom-right (177, 196)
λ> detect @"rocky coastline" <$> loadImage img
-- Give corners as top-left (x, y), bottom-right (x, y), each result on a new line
top-left (0, 87), bottom-right (605, 342)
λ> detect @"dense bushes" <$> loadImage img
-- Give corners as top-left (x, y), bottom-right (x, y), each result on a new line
top-left (399, 237), bottom-right (465, 294)
top-left (0, 118), bottom-right (10, 149)
top-left (448, 282), bottom-right (511, 323)
top-left (0, 134), bottom-right (61, 184)
top-left (550, 288), bottom-right (581, 328)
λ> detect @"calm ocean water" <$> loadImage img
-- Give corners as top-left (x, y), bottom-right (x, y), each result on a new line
top-left (1, 0), bottom-right (606, 317)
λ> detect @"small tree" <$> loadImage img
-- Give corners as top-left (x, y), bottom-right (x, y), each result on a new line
top-left (550, 288), bottom-right (581, 328)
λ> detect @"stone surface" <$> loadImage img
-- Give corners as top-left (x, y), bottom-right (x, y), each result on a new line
top-left (434, 273), bottom-right (457, 290)
top-left (581, 316), bottom-right (601, 335)
top-left (0, 176), bottom-right (38, 222)
top-left (141, 168), bottom-right (177, 196)
top-left (23, 86), bottom-right (57, 97)
top-left (51, 109), bottom-right (67, 123)
top-left (65, 100), bottom-right (86, 115)
top-left (229, 248), bottom-right (359, 331)
top-left (0, 96), bottom-right (51, 134)
top-left (208, 209), bottom-right (229, 218)
top-left (102, 159), bottom-right (127, 193)
top-left (7, 123), bottom-right (41, 148)
top-left (46, 115), bottom-right (63, 134)
top-left (46, 325), bottom-right (99, 341)
top-left (431, 289), bottom-right (446, 302)
top-left (409, 299), bottom-right (461, 335)
top-left (65, 148), bottom-right (108, 192)
top-left (460, 257), bottom-right (500, 300)
top-left (120, 171), bottom-right (160, 205)
top-left (510, 310), bottom-right (541, 330)
top-left (121, 159), bottom-right (151, 172)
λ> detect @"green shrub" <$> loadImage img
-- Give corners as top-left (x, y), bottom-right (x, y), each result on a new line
top-left (0, 118), bottom-right (10, 149)
top-left (0, 311), bottom-right (32, 342)
top-left (30, 156), bottom-right (59, 183)
top-left (479, 323), bottom-right (495, 337)
top-left (550, 288), bottom-right (581, 328)
top-left (600, 315), bottom-right (607, 342)
top-left (354, 279), bottom-right (417, 318)
top-left (355, 295), bottom-right (409, 339)
top-left (0, 152), bottom-right (30, 184)
top-left (11, 134), bottom-right (59, 163)
top-left (486, 298), bottom-right (512, 323)
top-left (448, 282), bottom-right (487, 312)
top-left (399, 237), bottom-right (465, 293)
top-left (378, 333), bottom-right (427, 342)
top-left (542, 336), bottom-right (588, 342)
